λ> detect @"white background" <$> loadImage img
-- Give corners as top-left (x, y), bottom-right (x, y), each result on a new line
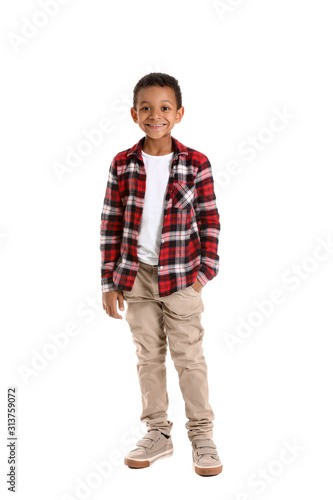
top-left (1, 0), bottom-right (333, 499)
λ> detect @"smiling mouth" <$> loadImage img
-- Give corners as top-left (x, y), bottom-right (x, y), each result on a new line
top-left (146, 124), bottom-right (167, 128)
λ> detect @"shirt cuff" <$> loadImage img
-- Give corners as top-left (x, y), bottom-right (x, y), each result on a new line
top-left (196, 271), bottom-right (209, 287)
top-left (102, 280), bottom-right (118, 293)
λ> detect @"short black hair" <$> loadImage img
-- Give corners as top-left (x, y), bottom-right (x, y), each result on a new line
top-left (133, 72), bottom-right (182, 110)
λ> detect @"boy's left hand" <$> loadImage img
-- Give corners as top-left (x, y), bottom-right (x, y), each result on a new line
top-left (191, 278), bottom-right (203, 292)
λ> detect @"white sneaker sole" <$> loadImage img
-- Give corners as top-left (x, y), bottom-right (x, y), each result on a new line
top-left (125, 448), bottom-right (173, 468)
top-left (193, 461), bottom-right (223, 476)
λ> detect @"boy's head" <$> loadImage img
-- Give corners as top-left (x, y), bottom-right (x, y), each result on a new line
top-left (131, 72), bottom-right (184, 139)
top-left (133, 73), bottom-right (182, 110)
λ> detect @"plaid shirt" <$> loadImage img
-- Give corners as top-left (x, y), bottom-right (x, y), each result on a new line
top-left (100, 135), bottom-right (220, 297)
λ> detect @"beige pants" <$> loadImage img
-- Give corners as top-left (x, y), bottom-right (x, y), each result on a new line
top-left (123, 261), bottom-right (215, 443)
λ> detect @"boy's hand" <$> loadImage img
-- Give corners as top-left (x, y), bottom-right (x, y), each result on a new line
top-left (191, 278), bottom-right (203, 293)
top-left (102, 290), bottom-right (125, 319)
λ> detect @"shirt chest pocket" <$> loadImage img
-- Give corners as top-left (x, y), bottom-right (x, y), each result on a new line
top-left (172, 181), bottom-right (195, 210)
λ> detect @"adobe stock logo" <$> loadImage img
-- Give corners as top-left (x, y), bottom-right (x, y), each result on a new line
top-left (222, 234), bottom-right (333, 353)
top-left (7, 0), bottom-right (71, 53)
top-left (50, 93), bottom-right (132, 183)
top-left (230, 438), bottom-right (306, 499)
top-left (0, 231), bottom-right (8, 246)
top-left (212, 0), bottom-right (247, 21)
top-left (51, 119), bottom-right (116, 182)
top-left (17, 290), bottom-right (105, 385)
top-left (214, 106), bottom-right (296, 196)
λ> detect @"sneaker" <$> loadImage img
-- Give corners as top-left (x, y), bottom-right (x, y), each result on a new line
top-left (124, 430), bottom-right (173, 469)
top-left (192, 439), bottom-right (223, 476)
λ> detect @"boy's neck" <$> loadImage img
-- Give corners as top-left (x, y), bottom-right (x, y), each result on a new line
top-left (142, 133), bottom-right (174, 156)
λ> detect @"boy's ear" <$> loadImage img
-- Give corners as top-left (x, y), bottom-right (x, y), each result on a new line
top-left (176, 106), bottom-right (185, 124)
top-left (130, 107), bottom-right (138, 123)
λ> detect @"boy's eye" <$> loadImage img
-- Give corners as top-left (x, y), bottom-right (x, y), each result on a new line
top-left (141, 106), bottom-right (170, 111)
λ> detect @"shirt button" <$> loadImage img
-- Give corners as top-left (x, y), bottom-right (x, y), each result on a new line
top-left (161, 239), bottom-right (164, 243)
top-left (160, 266), bottom-right (164, 269)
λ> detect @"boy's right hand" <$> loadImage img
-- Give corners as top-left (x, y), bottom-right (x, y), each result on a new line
top-left (102, 290), bottom-right (125, 319)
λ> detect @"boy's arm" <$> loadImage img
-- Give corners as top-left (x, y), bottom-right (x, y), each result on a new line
top-left (194, 157), bottom-right (221, 287)
top-left (100, 157), bottom-right (124, 292)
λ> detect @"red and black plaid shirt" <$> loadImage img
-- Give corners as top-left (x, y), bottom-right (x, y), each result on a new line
top-left (100, 135), bottom-right (220, 297)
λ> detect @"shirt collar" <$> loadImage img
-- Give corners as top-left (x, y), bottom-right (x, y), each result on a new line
top-left (127, 135), bottom-right (188, 161)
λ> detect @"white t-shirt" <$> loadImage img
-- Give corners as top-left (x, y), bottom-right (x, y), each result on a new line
top-left (137, 150), bottom-right (174, 265)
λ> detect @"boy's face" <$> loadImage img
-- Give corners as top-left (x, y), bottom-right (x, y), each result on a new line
top-left (131, 85), bottom-right (184, 140)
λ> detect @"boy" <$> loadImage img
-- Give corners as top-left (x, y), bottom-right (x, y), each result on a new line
top-left (100, 73), bottom-right (222, 476)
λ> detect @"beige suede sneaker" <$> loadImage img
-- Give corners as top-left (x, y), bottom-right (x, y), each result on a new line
top-left (124, 430), bottom-right (173, 468)
top-left (192, 439), bottom-right (223, 476)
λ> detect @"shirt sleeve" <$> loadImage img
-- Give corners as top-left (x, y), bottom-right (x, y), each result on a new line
top-left (100, 157), bottom-right (124, 292)
top-left (194, 156), bottom-right (221, 286)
